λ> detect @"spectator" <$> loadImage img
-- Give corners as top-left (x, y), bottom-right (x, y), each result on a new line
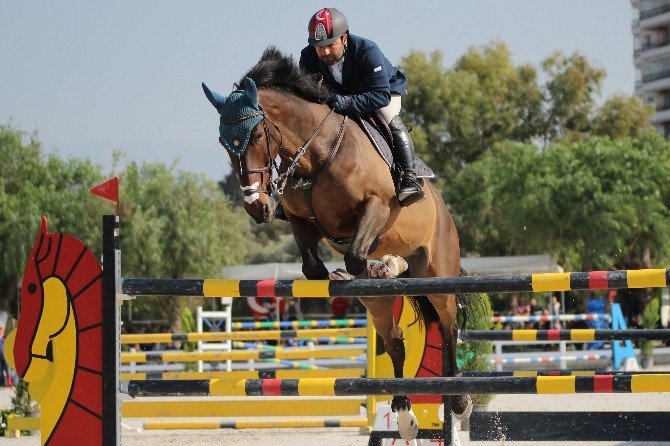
top-left (287, 299), bottom-right (299, 321)
top-left (529, 298), bottom-right (543, 329)
top-left (516, 297), bottom-right (531, 328)
top-left (551, 296), bottom-right (562, 329)
top-left (0, 324), bottom-right (10, 387)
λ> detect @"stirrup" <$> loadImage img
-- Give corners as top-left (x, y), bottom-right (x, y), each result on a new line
top-left (398, 182), bottom-right (424, 207)
top-left (274, 203), bottom-right (289, 221)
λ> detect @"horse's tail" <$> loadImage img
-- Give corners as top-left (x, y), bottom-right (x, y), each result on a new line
top-left (406, 267), bottom-right (490, 331)
top-left (405, 295), bottom-right (440, 331)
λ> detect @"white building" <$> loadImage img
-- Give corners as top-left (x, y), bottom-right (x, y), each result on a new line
top-left (632, 0), bottom-right (670, 135)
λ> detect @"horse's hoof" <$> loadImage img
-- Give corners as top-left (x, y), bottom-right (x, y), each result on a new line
top-left (451, 395), bottom-right (473, 421)
top-left (379, 254), bottom-right (408, 278)
top-left (391, 395), bottom-right (411, 412)
top-left (396, 409), bottom-right (419, 441)
top-left (329, 268), bottom-right (354, 280)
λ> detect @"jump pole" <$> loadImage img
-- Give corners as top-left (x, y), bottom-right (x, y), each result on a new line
top-left (121, 269), bottom-right (670, 297)
top-left (100, 215), bottom-right (670, 446)
top-left (123, 374), bottom-right (670, 398)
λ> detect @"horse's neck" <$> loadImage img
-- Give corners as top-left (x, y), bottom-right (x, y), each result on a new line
top-left (264, 91), bottom-right (345, 176)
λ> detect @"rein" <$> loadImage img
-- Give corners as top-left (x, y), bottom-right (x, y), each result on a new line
top-left (223, 105), bottom-right (349, 241)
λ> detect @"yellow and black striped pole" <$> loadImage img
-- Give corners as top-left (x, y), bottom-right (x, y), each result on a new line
top-left (122, 268), bottom-right (670, 297)
top-left (460, 329), bottom-right (670, 341)
top-left (124, 375), bottom-right (670, 397)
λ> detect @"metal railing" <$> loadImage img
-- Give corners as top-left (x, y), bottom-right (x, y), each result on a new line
top-left (643, 69), bottom-right (670, 83)
top-left (641, 3), bottom-right (670, 20)
top-left (642, 39), bottom-right (670, 51)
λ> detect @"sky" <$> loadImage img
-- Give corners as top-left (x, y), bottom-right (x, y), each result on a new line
top-left (0, 1), bottom-right (635, 180)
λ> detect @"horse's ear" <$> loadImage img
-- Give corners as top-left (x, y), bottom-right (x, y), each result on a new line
top-left (242, 77), bottom-right (259, 109)
top-left (202, 83), bottom-right (227, 112)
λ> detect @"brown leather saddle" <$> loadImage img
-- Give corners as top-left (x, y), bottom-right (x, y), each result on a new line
top-left (355, 113), bottom-right (435, 184)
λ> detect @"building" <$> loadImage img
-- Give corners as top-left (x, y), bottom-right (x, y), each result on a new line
top-left (632, 0), bottom-right (670, 135)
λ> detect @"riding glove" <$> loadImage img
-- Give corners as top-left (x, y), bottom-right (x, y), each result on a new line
top-left (326, 94), bottom-right (353, 113)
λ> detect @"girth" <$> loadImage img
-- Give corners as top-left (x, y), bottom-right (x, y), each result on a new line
top-left (292, 115), bottom-right (350, 244)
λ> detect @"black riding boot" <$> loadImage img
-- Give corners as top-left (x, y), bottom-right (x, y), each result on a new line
top-left (389, 115), bottom-right (424, 206)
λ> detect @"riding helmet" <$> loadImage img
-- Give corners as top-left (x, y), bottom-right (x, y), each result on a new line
top-left (308, 8), bottom-right (349, 46)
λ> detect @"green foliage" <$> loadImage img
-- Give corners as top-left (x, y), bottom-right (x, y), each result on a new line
top-left (400, 41), bottom-right (654, 186)
top-left (10, 379), bottom-right (33, 415)
top-left (591, 95), bottom-right (654, 140)
top-left (451, 134), bottom-right (670, 271)
top-left (121, 161), bottom-right (250, 325)
top-left (458, 293), bottom-right (494, 405)
top-left (641, 297), bottom-right (661, 356)
top-left (541, 51), bottom-right (605, 144)
top-left (0, 379), bottom-right (35, 437)
top-left (0, 123), bottom-right (107, 316)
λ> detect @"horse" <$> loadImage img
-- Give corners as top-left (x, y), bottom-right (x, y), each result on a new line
top-left (203, 47), bottom-right (473, 439)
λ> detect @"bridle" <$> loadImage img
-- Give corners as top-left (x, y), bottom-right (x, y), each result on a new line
top-left (219, 108), bottom-right (277, 202)
top-left (220, 106), bottom-right (344, 202)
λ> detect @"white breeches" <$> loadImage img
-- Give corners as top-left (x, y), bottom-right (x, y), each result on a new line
top-left (379, 94), bottom-right (402, 124)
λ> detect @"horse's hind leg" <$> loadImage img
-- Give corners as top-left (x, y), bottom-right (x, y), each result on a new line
top-left (409, 192), bottom-right (472, 420)
top-left (428, 293), bottom-right (472, 420)
top-left (358, 296), bottom-right (419, 441)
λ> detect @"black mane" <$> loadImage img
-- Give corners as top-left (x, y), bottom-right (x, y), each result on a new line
top-left (241, 46), bottom-right (330, 103)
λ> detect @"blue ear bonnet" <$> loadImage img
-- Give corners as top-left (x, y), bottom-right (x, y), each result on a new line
top-left (202, 77), bottom-right (264, 156)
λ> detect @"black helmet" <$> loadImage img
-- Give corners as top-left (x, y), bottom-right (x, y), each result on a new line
top-left (308, 8), bottom-right (349, 47)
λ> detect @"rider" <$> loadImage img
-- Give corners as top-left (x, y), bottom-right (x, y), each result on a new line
top-left (296, 8), bottom-right (423, 208)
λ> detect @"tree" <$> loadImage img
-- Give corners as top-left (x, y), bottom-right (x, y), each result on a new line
top-left (451, 133), bottom-right (670, 272)
top-left (591, 94), bottom-right (654, 140)
top-left (0, 123), bottom-right (107, 318)
top-left (399, 42), bottom-right (654, 184)
top-left (120, 161), bottom-right (250, 326)
top-left (540, 51), bottom-right (606, 145)
top-left (401, 42), bottom-right (543, 180)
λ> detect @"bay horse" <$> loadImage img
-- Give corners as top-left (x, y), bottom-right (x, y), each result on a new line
top-left (203, 47), bottom-right (473, 439)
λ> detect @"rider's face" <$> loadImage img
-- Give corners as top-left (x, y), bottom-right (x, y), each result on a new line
top-left (315, 34), bottom-right (347, 65)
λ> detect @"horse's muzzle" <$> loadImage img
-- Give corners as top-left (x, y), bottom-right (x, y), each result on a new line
top-left (246, 197), bottom-right (277, 224)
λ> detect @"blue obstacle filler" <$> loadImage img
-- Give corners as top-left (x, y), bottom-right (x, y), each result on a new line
top-left (611, 303), bottom-right (638, 370)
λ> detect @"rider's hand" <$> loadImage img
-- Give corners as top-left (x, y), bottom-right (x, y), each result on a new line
top-left (326, 94), bottom-right (352, 113)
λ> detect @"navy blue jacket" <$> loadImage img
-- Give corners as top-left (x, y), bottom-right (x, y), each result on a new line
top-left (300, 34), bottom-right (407, 115)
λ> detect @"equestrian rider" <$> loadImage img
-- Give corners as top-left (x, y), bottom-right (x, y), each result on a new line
top-left (300, 8), bottom-right (423, 205)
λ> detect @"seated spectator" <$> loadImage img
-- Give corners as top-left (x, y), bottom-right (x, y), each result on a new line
top-left (516, 297), bottom-right (531, 328)
top-left (529, 298), bottom-right (543, 329)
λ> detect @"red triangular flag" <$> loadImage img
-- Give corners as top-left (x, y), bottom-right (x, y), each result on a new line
top-left (90, 177), bottom-right (119, 203)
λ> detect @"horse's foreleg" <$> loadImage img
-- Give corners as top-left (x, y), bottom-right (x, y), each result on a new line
top-left (288, 216), bottom-right (328, 280)
top-left (359, 296), bottom-right (418, 441)
top-left (345, 196), bottom-right (389, 276)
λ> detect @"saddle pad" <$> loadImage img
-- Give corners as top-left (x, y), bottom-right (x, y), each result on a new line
top-left (355, 116), bottom-right (434, 179)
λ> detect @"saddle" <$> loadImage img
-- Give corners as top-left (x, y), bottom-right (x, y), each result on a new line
top-left (355, 113), bottom-right (435, 184)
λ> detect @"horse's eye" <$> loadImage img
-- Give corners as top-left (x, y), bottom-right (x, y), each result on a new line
top-left (27, 283), bottom-right (37, 294)
top-left (254, 133), bottom-right (263, 143)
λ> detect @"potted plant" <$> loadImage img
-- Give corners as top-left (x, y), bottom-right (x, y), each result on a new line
top-left (640, 297), bottom-right (660, 369)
